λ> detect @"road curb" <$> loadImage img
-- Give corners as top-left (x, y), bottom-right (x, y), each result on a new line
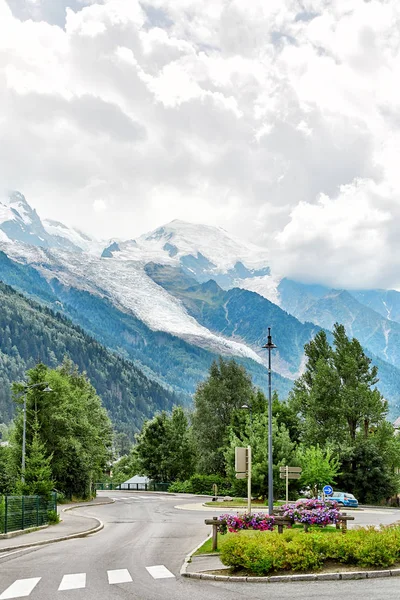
top-left (180, 535), bottom-right (211, 576)
top-left (182, 568), bottom-right (400, 583)
top-left (0, 499), bottom-right (115, 554)
top-left (61, 499), bottom-right (115, 512)
top-left (181, 540), bottom-right (400, 583)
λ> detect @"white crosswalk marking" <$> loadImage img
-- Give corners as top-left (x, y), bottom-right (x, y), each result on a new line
top-left (0, 577), bottom-right (41, 599)
top-left (136, 496), bottom-right (156, 499)
top-left (107, 569), bottom-right (133, 584)
top-left (146, 565), bottom-right (175, 579)
top-left (58, 573), bottom-right (86, 591)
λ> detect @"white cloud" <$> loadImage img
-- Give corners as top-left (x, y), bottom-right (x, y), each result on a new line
top-left (92, 198), bottom-right (107, 212)
top-left (2, 0), bottom-right (400, 288)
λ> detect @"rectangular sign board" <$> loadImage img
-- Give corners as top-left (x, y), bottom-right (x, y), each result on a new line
top-left (279, 466), bottom-right (302, 473)
top-left (279, 472), bottom-right (301, 479)
top-left (235, 447), bottom-right (248, 474)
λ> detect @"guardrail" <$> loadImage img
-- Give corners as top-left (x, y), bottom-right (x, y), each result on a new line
top-left (0, 493), bottom-right (57, 534)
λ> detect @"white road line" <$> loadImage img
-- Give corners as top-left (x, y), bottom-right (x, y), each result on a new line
top-left (146, 565), bottom-right (175, 579)
top-left (0, 549), bottom-right (35, 559)
top-left (0, 577), bottom-right (41, 599)
top-left (58, 573), bottom-right (86, 591)
top-left (107, 569), bottom-right (133, 584)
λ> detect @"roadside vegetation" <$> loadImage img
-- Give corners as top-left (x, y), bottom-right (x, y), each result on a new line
top-left (0, 361), bottom-right (112, 500)
top-left (219, 526), bottom-right (400, 574)
top-left (1, 322), bottom-right (400, 509)
top-left (112, 323), bottom-right (400, 506)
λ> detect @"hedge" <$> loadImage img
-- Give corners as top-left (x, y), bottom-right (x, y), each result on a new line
top-left (220, 526), bottom-right (400, 575)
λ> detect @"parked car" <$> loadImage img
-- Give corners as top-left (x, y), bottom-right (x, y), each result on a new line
top-left (329, 491), bottom-right (358, 508)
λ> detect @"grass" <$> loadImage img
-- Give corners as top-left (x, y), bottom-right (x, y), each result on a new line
top-left (204, 498), bottom-right (286, 508)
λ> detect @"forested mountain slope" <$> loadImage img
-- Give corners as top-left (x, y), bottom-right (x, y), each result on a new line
top-left (0, 281), bottom-right (181, 437)
top-left (0, 252), bottom-right (293, 402)
top-left (145, 263), bottom-right (320, 378)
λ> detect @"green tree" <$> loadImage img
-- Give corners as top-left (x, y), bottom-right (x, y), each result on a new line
top-left (11, 361), bottom-right (113, 499)
top-left (135, 407), bottom-right (195, 482)
top-left (224, 410), bottom-right (296, 499)
top-left (289, 330), bottom-right (344, 447)
top-left (272, 392), bottom-right (301, 443)
top-left (192, 358), bottom-right (261, 475)
top-left (111, 447), bottom-right (140, 485)
top-left (0, 445), bottom-right (14, 495)
top-left (333, 324), bottom-right (387, 441)
top-left (297, 445), bottom-right (340, 497)
top-left (290, 325), bottom-right (388, 448)
top-left (290, 324), bottom-right (399, 502)
top-left (113, 432), bottom-right (132, 459)
top-left (338, 439), bottom-right (399, 504)
top-left (14, 412), bottom-right (54, 497)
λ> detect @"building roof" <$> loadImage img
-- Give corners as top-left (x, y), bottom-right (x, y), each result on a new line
top-left (123, 475), bottom-right (150, 484)
top-left (393, 417), bottom-right (400, 428)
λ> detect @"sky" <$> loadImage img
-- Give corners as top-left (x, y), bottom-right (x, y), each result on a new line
top-left (1, 0), bottom-right (400, 289)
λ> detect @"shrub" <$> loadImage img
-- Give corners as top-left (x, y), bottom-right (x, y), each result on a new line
top-left (219, 526), bottom-right (400, 575)
top-left (168, 481), bottom-right (191, 493)
top-left (47, 510), bottom-right (60, 525)
top-left (168, 475), bottom-right (231, 495)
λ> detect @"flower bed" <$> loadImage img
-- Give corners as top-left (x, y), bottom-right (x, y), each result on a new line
top-left (218, 513), bottom-right (275, 534)
top-left (218, 500), bottom-right (340, 534)
top-left (281, 499), bottom-right (341, 526)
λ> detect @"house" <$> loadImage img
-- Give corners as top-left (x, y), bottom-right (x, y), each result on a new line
top-left (120, 475), bottom-right (150, 490)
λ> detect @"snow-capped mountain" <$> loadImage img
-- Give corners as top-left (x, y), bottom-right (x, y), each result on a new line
top-left (0, 235), bottom-right (264, 367)
top-left (102, 219), bottom-right (281, 304)
top-left (42, 219), bottom-right (105, 255)
top-left (0, 192), bottom-right (101, 254)
top-left (2, 190), bottom-right (400, 418)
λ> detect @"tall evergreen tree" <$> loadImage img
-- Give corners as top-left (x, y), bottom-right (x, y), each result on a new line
top-left (15, 412), bottom-right (54, 498)
top-left (192, 358), bottom-right (260, 475)
top-left (289, 324), bottom-right (399, 502)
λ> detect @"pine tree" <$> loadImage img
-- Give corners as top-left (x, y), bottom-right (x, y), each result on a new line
top-left (15, 412), bottom-right (54, 498)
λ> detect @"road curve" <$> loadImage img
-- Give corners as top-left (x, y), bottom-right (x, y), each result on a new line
top-left (1, 491), bottom-right (400, 600)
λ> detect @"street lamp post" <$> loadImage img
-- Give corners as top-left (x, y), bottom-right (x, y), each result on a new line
top-left (17, 382), bottom-right (52, 483)
top-left (262, 327), bottom-right (277, 516)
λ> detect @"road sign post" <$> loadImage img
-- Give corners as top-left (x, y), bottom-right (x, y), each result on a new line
top-left (279, 466), bottom-right (302, 503)
top-left (235, 446), bottom-right (252, 515)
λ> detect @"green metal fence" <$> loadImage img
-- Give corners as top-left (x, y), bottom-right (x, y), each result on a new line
top-left (96, 482), bottom-right (170, 492)
top-left (0, 493), bottom-right (57, 535)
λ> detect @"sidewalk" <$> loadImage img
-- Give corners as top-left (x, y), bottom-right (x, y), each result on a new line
top-left (0, 496), bottom-right (113, 553)
top-left (186, 554), bottom-right (227, 575)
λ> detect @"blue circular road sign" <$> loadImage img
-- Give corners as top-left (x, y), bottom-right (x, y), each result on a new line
top-left (323, 485), bottom-right (333, 496)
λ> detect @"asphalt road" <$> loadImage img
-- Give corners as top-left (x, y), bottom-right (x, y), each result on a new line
top-left (1, 491), bottom-right (400, 600)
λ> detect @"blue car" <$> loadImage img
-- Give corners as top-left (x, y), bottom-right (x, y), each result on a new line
top-left (329, 492), bottom-right (358, 508)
